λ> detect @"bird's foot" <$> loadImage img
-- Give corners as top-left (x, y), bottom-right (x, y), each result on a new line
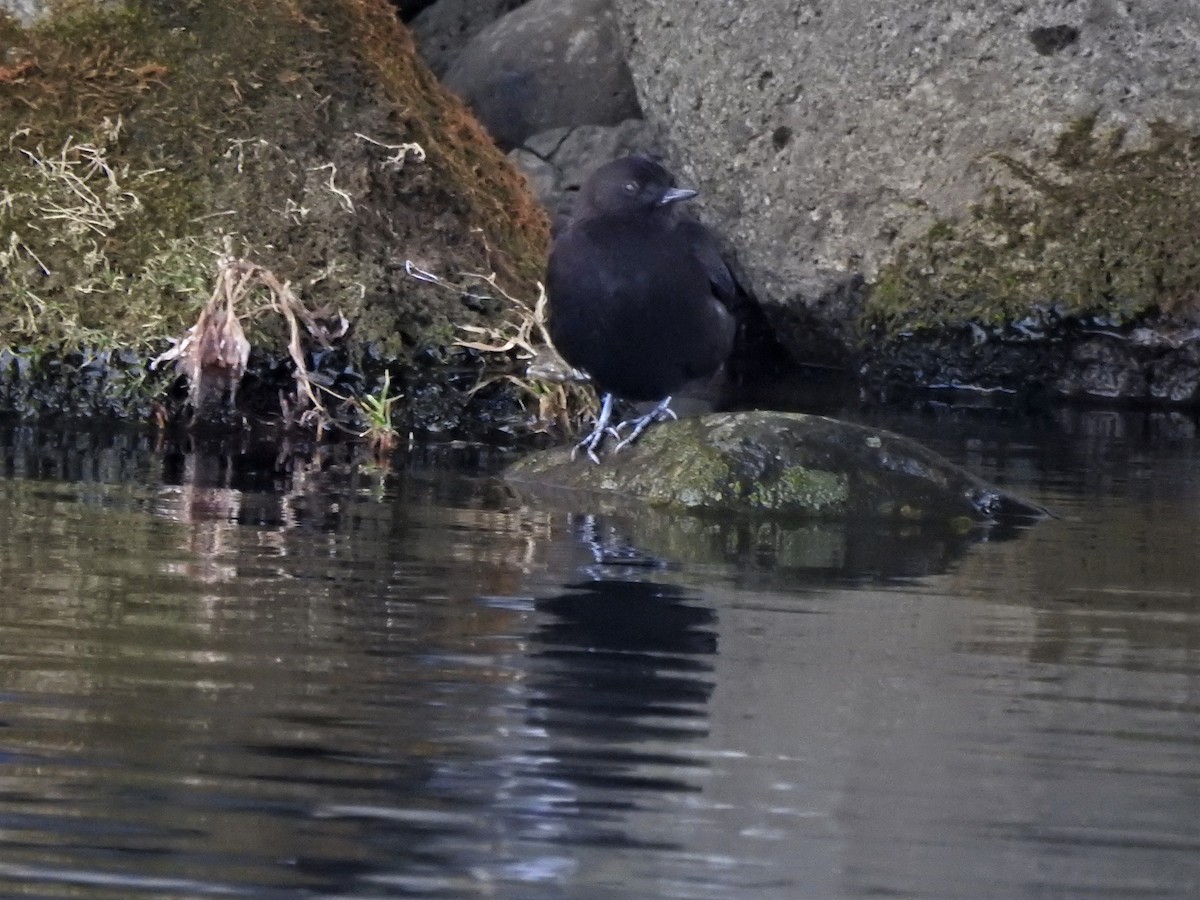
top-left (571, 423), bottom-right (620, 463)
top-left (569, 392), bottom-right (617, 463)
top-left (613, 396), bottom-right (676, 453)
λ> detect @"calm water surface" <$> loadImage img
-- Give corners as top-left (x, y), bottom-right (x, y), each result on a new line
top-left (1, 407), bottom-right (1199, 898)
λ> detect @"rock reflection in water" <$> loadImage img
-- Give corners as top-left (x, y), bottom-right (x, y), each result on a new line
top-left (557, 505), bottom-right (1011, 585)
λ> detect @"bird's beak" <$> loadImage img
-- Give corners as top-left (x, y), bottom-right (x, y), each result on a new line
top-left (658, 187), bottom-right (698, 206)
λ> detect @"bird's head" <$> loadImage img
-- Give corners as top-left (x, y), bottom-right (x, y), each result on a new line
top-left (573, 155), bottom-right (697, 220)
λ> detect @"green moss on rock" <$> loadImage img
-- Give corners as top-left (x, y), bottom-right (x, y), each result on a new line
top-left (866, 116), bottom-right (1200, 336)
top-left (636, 422), bottom-right (739, 508)
top-left (503, 411), bottom-right (1044, 525)
top-left (747, 464), bottom-right (848, 514)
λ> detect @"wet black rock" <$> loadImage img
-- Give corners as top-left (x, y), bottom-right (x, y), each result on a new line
top-left (866, 314), bottom-right (1200, 406)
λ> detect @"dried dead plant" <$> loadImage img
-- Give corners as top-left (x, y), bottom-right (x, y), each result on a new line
top-left (151, 256), bottom-right (251, 409)
top-left (404, 261), bottom-right (597, 433)
top-left (153, 241), bottom-right (348, 430)
top-left (19, 133), bottom-right (141, 237)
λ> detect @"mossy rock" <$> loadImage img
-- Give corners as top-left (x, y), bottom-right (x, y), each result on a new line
top-left (0, 0), bottom-right (549, 419)
top-left (865, 116), bottom-right (1200, 335)
top-left (857, 116), bottom-right (1200, 400)
top-left (504, 411), bottom-right (1045, 527)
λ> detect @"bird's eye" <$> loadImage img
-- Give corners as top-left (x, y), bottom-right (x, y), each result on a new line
top-left (623, 181), bottom-right (638, 194)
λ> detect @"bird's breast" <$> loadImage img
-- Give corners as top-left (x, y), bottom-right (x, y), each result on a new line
top-left (546, 218), bottom-right (729, 401)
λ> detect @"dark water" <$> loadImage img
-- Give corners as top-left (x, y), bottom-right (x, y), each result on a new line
top-left (1, 407), bottom-right (1200, 898)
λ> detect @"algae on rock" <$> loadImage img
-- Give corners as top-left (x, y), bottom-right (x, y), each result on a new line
top-left (504, 411), bottom-right (1043, 526)
top-left (866, 116), bottom-right (1200, 335)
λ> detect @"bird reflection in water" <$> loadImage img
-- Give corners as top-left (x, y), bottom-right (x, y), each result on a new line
top-left (571, 513), bottom-right (667, 571)
top-left (531, 574), bottom-right (717, 780)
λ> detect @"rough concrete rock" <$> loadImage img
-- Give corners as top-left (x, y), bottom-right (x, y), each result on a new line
top-left (614, 0), bottom-right (1200, 359)
top-left (408, 0), bottom-right (528, 76)
top-left (508, 117), bottom-right (665, 223)
top-left (1, 0), bottom-right (66, 24)
top-left (444, 0), bottom-right (640, 149)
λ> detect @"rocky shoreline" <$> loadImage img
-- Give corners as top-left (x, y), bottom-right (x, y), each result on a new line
top-left (1, 0), bottom-right (1198, 515)
top-left (410, 0), bottom-right (1200, 406)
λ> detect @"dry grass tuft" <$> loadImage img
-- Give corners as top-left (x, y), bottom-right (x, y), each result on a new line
top-left (154, 243), bottom-right (348, 430)
top-left (405, 261), bottom-right (597, 433)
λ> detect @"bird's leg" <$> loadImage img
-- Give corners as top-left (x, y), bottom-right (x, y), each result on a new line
top-left (572, 392), bottom-right (619, 463)
top-left (613, 396), bottom-right (676, 453)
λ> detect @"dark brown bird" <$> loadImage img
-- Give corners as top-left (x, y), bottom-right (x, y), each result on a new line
top-left (546, 156), bottom-right (736, 461)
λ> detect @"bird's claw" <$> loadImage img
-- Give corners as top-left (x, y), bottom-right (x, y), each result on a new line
top-left (570, 394), bottom-right (675, 461)
top-left (612, 398), bottom-right (676, 454)
top-left (569, 393), bottom-right (619, 464)
top-left (571, 425), bottom-right (620, 463)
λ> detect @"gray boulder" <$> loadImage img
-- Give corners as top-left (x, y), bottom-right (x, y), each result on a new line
top-left (508, 117), bottom-right (666, 222)
top-left (444, 0), bottom-right (640, 149)
top-left (613, 1), bottom-right (1200, 369)
top-left (1, 0), bottom-right (70, 24)
top-left (408, 0), bottom-right (529, 77)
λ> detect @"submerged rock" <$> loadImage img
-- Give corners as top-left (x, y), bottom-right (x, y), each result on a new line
top-left (504, 411), bottom-right (1045, 526)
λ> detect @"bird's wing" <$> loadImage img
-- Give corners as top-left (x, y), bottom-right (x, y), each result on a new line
top-left (678, 219), bottom-right (737, 305)
top-left (545, 226), bottom-right (626, 373)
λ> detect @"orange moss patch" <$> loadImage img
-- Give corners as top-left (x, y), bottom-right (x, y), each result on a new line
top-left (343, 0), bottom-right (550, 290)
